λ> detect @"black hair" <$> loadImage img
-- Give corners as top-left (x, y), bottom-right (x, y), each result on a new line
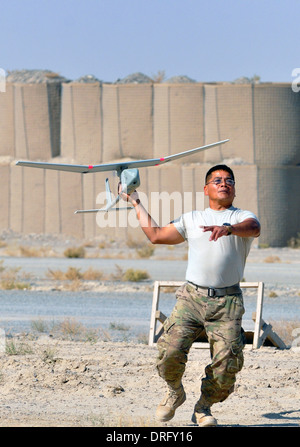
top-left (205, 164), bottom-right (235, 184)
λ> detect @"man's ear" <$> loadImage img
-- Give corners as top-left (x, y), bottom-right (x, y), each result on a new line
top-left (204, 185), bottom-right (209, 196)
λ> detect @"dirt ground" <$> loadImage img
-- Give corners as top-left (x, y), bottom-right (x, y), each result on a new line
top-left (0, 336), bottom-right (299, 427)
top-left (0, 232), bottom-right (299, 428)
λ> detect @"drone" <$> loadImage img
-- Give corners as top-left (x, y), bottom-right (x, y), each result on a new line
top-left (16, 139), bottom-right (229, 213)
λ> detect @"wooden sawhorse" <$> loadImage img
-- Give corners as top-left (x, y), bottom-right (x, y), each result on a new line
top-left (149, 281), bottom-right (286, 349)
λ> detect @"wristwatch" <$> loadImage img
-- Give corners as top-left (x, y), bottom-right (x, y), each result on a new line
top-left (223, 223), bottom-right (233, 235)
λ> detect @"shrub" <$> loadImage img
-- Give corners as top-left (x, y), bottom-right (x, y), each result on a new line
top-left (288, 232), bottom-right (300, 249)
top-left (136, 244), bottom-right (155, 258)
top-left (122, 268), bottom-right (149, 282)
top-left (64, 246), bottom-right (86, 258)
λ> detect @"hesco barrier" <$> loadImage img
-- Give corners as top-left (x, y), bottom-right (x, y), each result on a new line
top-left (0, 82), bottom-right (62, 160)
top-left (257, 166), bottom-right (300, 247)
top-left (153, 84), bottom-right (205, 162)
top-left (60, 82), bottom-right (102, 163)
top-left (0, 80), bottom-right (299, 246)
top-left (253, 84), bottom-right (300, 166)
top-left (203, 84), bottom-right (255, 164)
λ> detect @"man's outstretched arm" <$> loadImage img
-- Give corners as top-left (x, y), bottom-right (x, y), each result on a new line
top-left (121, 189), bottom-right (184, 245)
top-left (201, 218), bottom-right (261, 242)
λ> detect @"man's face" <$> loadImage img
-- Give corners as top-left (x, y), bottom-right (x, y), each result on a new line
top-left (204, 170), bottom-right (235, 206)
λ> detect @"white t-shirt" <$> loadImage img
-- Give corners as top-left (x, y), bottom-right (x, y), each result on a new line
top-left (173, 206), bottom-right (259, 288)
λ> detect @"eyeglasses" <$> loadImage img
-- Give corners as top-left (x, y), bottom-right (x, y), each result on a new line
top-left (206, 178), bottom-right (235, 186)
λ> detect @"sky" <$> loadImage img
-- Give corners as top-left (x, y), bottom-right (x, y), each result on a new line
top-left (0, 0), bottom-right (299, 84)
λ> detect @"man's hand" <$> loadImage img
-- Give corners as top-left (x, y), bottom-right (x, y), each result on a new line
top-left (200, 218), bottom-right (260, 241)
top-left (118, 183), bottom-right (140, 207)
top-left (200, 225), bottom-right (229, 241)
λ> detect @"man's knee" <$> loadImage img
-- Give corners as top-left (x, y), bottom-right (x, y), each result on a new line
top-left (156, 345), bottom-right (187, 381)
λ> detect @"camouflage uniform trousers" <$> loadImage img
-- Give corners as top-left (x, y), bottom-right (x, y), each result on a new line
top-left (156, 282), bottom-right (246, 405)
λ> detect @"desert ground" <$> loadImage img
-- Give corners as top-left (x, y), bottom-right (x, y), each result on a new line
top-left (0, 231), bottom-right (299, 428)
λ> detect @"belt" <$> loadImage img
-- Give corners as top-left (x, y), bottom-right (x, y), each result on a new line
top-left (187, 281), bottom-right (242, 297)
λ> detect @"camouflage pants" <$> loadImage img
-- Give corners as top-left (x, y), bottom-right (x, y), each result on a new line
top-left (156, 282), bottom-right (245, 405)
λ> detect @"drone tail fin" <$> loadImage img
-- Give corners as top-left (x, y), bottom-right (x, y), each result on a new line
top-left (74, 177), bottom-right (132, 214)
top-left (105, 178), bottom-right (113, 207)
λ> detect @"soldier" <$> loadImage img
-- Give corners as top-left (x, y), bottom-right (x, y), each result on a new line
top-left (120, 164), bottom-right (260, 426)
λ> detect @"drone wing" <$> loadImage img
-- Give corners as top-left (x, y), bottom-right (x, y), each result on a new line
top-left (16, 139), bottom-right (229, 173)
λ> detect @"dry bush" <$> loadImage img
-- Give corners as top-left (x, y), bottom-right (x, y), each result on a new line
top-left (264, 255), bottom-right (281, 263)
top-left (82, 267), bottom-right (103, 280)
top-left (122, 268), bottom-right (149, 282)
top-left (64, 246), bottom-right (86, 258)
top-left (136, 244), bottom-right (155, 258)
